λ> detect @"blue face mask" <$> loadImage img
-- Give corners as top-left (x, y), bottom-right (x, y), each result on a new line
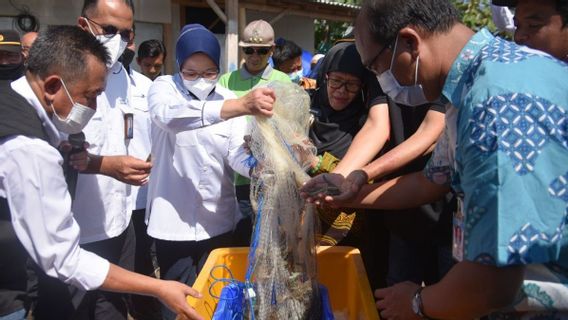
top-left (288, 69), bottom-right (303, 84)
top-left (376, 35), bottom-right (429, 107)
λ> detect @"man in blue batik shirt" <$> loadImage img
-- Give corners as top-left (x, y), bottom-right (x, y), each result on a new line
top-left (302, 0), bottom-right (568, 319)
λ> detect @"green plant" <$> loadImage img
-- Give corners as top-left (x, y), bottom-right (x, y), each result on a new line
top-left (451, 0), bottom-right (496, 32)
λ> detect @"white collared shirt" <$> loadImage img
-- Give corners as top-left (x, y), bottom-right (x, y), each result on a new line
top-left (127, 69), bottom-right (152, 210)
top-left (0, 77), bottom-right (110, 290)
top-left (72, 63), bottom-right (133, 244)
top-left (146, 75), bottom-right (250, 241)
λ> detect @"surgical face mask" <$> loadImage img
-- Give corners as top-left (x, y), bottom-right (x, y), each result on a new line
top-left (86, 20), bottom-right (127, 68)
top-left (50, 79), bottom-right (96, 134)
top-left (376, 35), bottom-right (429, 107)
top-left (0, 63), bottom-right (25, 81)
top-left (119, 48), bottom-right (135, 70)
top-left (288, 69), bottom-right (303, 84)
top-left (183, 77), bottom-right (217, 101)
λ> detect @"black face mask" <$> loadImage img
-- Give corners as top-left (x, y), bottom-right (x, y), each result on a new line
top-left (119, 48), bottom-right (135, 71)
top-left (0, 63), bottom-right (25, 81)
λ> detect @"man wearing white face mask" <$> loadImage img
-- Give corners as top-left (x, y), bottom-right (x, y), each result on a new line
top-left (1, 25), bottom-right (204, 320)
top-left (146, 24), bottom-right (256, 320)
top-left (375, 35), bottom-right (429, 107)
top-left (31, 1), bottom-right (150, 319)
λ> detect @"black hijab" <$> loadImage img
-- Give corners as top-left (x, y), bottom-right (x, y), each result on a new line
top-left (309, 42), bottom-right (373, 159)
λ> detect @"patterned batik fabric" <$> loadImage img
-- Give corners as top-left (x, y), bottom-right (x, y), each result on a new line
top-left (429, 28), bottom-right (568, 316)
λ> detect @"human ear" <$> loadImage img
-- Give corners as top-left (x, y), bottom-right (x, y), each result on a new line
top-left (398, 27), bottom-right (421, 61)
top-left (43, 75), bottom-right (63, 104)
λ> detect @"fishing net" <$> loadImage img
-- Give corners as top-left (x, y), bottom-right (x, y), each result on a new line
top-left (245, 81), bottom-right (320, 319)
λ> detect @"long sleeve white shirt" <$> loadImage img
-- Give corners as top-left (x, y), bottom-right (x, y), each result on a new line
top-left (146, 74), bottom-right (250, 241)
top-left (0, 77), bottom-right (110, 290)
top-left (127, 69), bottom-right (152, 211)
top-left (72, 63), bottom-right (133, 244)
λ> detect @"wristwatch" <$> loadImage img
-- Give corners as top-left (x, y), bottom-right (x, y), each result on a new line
top-left (411, 286), bottom-right (432, 319)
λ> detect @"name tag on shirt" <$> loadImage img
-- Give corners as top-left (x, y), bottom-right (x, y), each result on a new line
top-left (124, 113), bottom-right (134, 140)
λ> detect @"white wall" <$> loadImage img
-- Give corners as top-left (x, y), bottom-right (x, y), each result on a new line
top-left (0, 0), bottom-right (170, 31)
top-left (246, 10), bottom-right (316, 54)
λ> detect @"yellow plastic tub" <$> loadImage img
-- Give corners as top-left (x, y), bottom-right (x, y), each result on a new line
top-left (187, 246), bottom-right (380, 319)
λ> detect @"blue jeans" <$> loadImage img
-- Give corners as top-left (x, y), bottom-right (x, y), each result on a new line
top-left (0, 308), bottom-right (25, 320)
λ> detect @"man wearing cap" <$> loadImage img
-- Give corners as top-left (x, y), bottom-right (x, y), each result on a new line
top-left (146, 24), bottom-right (260, 320)
top-left (493, 0), bottom-right (568, 62)
top-left (0, 30), bottom-right (25, 82)
top-left (218, 20), bottom-right (290, 246)
top-left (218, 19), bottom-right (291, 96)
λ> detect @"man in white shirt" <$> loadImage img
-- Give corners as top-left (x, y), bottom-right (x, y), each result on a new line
top-left (0, 25), bottom-right (203, 320)
top-left (119, 39), bottom-right (163, 319)
top-left (31, 1), bottom-right (148, 319)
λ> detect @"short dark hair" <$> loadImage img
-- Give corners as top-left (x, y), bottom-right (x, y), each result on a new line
top-left (272, 39), bottom-right (302, 69)
top-left (27, 25), bottom-right (109, 83)
top-left (556, 0), bottom-right (568, 27)
top-left (81, 0), bottom-right (134, 17)
top-left (360, 0), bottom-right (459, 46)
top-left (493, 0), bottom-right (568, 27)
top-left (138, 39), bottom-right (167, 59)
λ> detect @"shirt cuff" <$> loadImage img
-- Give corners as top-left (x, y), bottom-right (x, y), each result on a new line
top-left (202, 101), bottom-right (224, 126)
top-left (69, 250), bottom-right (110, 290)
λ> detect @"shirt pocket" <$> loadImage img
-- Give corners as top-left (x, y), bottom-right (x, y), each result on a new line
top-left (83, 112), bottom-right (105, 153)
top-left (174, 130), bottom-right (199, 147)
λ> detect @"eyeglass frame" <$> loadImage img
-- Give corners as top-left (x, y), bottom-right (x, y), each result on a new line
top-left (83, 16), bottom-right (134, 43)
top-left (364, 38), bottom-right (394, 75)
top-left (325, 75), bottom-right (363, 94)
top-left (242, 47), bottom-right (271, 56)
top-left (180, 68), bottom-right (220, 81)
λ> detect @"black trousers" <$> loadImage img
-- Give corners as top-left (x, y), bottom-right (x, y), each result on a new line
top-left (154, 232), bottom-right (233, 320)
top-left (127, 210), bottom-right (161, 320)
top-left (34, 221), bottom-right (135, 320)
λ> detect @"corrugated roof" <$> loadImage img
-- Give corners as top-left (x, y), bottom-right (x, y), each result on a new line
top-left (309, 0), bottom-right (361, 10)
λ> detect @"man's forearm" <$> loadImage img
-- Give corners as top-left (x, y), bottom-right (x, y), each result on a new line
top-left (422, 261), bottom-right (525, 320)
top-left (347, 171), bottom-right (449, 209)
top-left (362, 109), bottom-right (445, 180)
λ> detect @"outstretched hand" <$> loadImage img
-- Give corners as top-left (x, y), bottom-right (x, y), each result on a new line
top-left (300, 170), bottom-right (368, 206)
top-left (156, 280), bottom-right (204, 320)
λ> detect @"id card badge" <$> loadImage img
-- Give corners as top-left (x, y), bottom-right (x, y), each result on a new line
top-left (452, 196), bottom-right (465, 262)
top-left (124, 113), bottom-right (134, 140)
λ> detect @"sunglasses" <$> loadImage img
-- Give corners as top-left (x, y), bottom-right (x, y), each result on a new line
top-left (327, 76), bottom-right (362, 93)
top-left (83, 16), bottom-right (133, 42)
top-left (243, 47), bottom-right (270, 56)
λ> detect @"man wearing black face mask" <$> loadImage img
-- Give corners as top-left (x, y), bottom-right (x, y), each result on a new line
top-left (0, 30), bottom-right (25, 83)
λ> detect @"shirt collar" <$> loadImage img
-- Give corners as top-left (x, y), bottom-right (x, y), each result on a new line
top-left (239, 64), bottom-right (274, 80)
top-left (10, 76), bottom-right (63, 147)
top-left (442, 28), bottom-right (494, 107)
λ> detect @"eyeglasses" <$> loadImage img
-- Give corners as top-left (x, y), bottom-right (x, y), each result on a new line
top-left (180, 69), bottom-right (219, 81)
top-left (326, 76), bottom-right (362, 93)
top-left (243, 47), bottom-right (270, 56)
top-left (83, 16), bottom-right (133, 42)
top-left (364, 40), bottom-right (393, 75)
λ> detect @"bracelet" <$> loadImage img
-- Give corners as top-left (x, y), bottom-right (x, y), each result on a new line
top-left (309, 155), bottom-right (323, 174)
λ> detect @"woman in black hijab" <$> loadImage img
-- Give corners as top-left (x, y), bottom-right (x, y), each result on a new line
top-left (308, 42), bottom-right (390, 248)
top-left (309, 41), bottom-right (389, 176)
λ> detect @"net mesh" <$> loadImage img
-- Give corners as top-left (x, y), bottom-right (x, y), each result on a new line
top-left (246, 81), bottom-right (320, 319)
